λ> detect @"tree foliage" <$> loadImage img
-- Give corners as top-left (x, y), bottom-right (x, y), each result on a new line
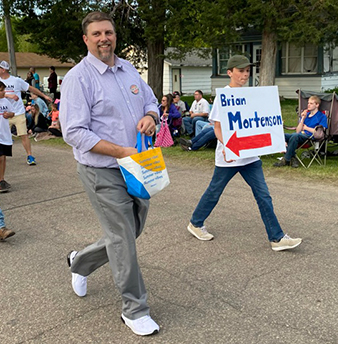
top-left (3, 0), bottom-right (338, 88)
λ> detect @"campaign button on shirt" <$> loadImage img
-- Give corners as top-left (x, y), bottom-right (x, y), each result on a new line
top-left (130, 84), bottom-right (139, 95)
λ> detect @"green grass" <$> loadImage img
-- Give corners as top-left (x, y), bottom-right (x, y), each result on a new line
top-left (33, 98), bottom-right (338, 181)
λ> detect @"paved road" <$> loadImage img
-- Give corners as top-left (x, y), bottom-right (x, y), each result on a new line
top-left (1, 142), bottom-right (338, 344)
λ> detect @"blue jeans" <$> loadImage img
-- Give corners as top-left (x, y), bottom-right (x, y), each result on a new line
top-left (284, 133), bottom-right (309, 161)
top-left (183, 116), bottom-right (208, 135)
top-left (195, 120), bottom-right (210, 136)
top-left (191, 126), bottom-right (216, 150)
top-left (0, 208), bottom-right (5, 228)
top-left (190, 160), bottom-right (284, 242)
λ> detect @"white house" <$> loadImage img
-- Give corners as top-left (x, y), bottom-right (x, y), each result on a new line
top-left (140, 48), bottom-right (212, 96)
top-left (212, 36), bottom-right (338, 99)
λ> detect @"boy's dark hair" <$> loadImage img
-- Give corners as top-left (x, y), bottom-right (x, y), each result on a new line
top-left (82, 11), bottom-right (116, 35)
top-left (50, 66), bottom-right (55, 71)
top-left (195, 90), bottom-right (203, 96)
top-left (0, 81), bottom-right (6, 89)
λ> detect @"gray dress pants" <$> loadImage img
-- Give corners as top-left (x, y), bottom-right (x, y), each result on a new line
top-left (71, 163), bottom-right (150, 319)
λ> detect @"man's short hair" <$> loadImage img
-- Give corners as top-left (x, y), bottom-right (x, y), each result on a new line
top-left (82, 11), bottom-right (116, 35)
top-left (195, 90), bottom-right (203, 96)
top-left (309, 95), bottom-right (321, 106)
top-left (50, 66), bottom-right (55, 71)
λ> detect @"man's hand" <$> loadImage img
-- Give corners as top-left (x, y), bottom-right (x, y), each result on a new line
top-left (137, 115), bottom-right (156, 136)
top-left (45, 95), bottom-right (53, 103)
top-left (119, 147), bottom-right (138, 158)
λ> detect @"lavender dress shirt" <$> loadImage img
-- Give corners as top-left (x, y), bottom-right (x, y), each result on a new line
top-left (59, 52), bottom-right (159, 168)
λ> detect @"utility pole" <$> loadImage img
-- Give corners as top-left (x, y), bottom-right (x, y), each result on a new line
top-left (3, 0), bottom-right (17, 76)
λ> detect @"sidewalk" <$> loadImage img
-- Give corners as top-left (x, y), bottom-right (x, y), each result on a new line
top-left (1, 142), bottom-right (337, 344)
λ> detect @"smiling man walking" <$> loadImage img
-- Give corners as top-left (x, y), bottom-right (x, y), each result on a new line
top-left (60, 11), bottom-right (160, 336)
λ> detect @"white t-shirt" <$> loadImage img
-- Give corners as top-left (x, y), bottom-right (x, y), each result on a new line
top-left (0, 75), bottom-right (29, 116)
top-left (190, 98), bottom-right (210, 115)
top-left (209, 86), bottom-right (259, 167)
top-left (0, 98), bottom-right (14, 145)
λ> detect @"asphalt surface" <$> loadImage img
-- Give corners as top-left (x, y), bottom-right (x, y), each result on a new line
top-left (1, 141), bottom-right (338, 344)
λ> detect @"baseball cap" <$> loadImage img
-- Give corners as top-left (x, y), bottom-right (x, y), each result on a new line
top-left (227, 55), bottom-right (253, 70)
top-left (0, 61), bottom-right (10, 70)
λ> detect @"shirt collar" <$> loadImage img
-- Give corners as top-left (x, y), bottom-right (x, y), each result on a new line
top-left (86, 51), bottom-right (124, 74)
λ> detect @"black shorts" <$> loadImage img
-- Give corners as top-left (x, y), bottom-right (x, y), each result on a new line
top-left (0, 144), bottom-right (12, 157)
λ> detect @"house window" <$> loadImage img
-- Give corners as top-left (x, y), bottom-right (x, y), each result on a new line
top-left (281, 43), bottom-right (317, 74)
top-left (217, 45), bottom-right (246, 75)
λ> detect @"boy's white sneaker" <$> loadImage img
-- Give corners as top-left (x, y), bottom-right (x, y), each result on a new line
top-left (271, 234), bottom-right (302, 251)
top-left (187, 222), bottom-right (214, 241)
top-left (67, 251), bottom-right (87, 297)
top-left (121, 314), bottom-right (159, 336)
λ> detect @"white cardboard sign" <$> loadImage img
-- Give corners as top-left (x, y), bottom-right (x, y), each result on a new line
top-left (215, 86), bottom-right (286, 160)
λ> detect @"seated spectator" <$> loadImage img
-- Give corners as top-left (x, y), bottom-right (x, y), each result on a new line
top-left (173, 92), bottom-right (187, 116)
top-left (48, 103), bottom-right (59, 127)
top-left (156, 94), bottom-right (181, 136)
top-left (31, 93), bottom-right (49, 118)
top-left (54, 98), bottom-right (60, 110)
top-left (179, 123), bottom-right (216, 151)
top-left (27, 104), bottom-right (48, 136)
top-left (48, 103), bottom-right (62, 137)
top-left (195, 119), bottom-right (211, 137)
top-left (183, 90), bottom-right (209, 136)
top-left (274, 95), bottom-right (328, 168)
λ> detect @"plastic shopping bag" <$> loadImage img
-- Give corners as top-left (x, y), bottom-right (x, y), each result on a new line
top-left (154, 118), bottom-right (174, 147)
top-left (117, 133), bottom-right (170, 199)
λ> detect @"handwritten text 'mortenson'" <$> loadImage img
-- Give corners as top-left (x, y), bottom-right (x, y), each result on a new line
top-left (228, 111), bottom-right (283, 130)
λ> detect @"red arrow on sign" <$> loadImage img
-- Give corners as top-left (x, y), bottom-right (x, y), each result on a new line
top-left (225, 131), bottom-right (272, 157)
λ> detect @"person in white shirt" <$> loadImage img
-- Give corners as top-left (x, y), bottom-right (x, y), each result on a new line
top-left (186, 55), bottom-right (302, 252)
top-left (0, 81), bottom-right (15, 193)
top-left (0, 60), bottom-right (52, 165)
top-left (183, 89), bottom-right (210, 136)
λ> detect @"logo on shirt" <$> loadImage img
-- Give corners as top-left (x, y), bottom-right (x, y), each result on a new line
top-left (0, 105), bottom-right (9, 111)
top-left (130, 84), bottom-right (139, 95)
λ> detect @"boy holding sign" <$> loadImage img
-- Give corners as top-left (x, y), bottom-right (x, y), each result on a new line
top-left (187, 55), bottom-right (302, 251)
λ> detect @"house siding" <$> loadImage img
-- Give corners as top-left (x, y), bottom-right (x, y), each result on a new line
top-left (163, 63), bottom-right (170, 94)
top-left (211, 76), bottom-right (321, 99)
top-left (321, 74), bottom-right (338, 91)
top-left (178, 66), bottom-right (211, 95)
top-left (275, 77), bottom-right (321, 99)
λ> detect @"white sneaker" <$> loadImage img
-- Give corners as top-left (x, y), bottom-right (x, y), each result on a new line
top-left (271, 234), bottom-right (302, 251)
top-left (67, 251), bottom-right (87, 297)
top-left (121, 314), bottom-right (159, 336)
top-left (187, 222), bottom-right (214, 241)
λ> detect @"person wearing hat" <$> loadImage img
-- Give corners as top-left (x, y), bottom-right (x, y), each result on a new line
top-left (186, 55), bottom-right (302, 252)
top-left (0, 60), bottom-right (52, 165)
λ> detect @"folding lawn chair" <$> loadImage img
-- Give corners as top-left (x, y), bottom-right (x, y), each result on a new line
top-left (284, 90), bottom-right (334, 168)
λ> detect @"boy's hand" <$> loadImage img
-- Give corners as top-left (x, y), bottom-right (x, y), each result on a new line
top-left (222, 148), bottom-right (235, 163)
top-left (3, 111), bottom-right (14, 119)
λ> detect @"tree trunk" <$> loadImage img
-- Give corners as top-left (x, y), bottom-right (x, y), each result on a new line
top-left (147, 40), bottom-right (164, 101)
top-left (259, 30), bottom-right (277, 86)
top-left (3, 0), bottom-right (17, 76)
